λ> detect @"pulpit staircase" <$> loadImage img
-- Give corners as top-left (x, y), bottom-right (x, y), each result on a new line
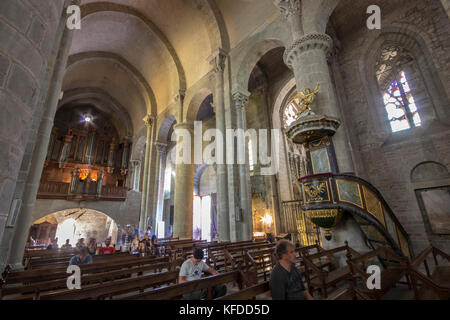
top-left (294, 173), bottom-right (413, 266)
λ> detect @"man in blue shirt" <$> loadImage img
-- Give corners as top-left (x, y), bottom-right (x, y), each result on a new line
top-left (69, 247), bottom-right (93, 266)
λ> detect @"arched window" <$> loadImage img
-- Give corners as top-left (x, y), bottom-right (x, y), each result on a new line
top-left (282, 98), bottom-right (301, 129)
top-left (376, 46), bottom-right (422, 132)
top-left (248, 138), bottom-right (255, 172)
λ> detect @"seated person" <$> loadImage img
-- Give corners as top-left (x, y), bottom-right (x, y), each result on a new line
top-left (151, 235), bottom-right (159, 256)
top-left (69, 246), bottom-right (93, 266)
top-left (129, 234), bottom-right (140, 254)
top-left (269, 240), bottom-right (314, 300)
top-left (61, 239), bottom-right (72, 249)
top-left (87, 238), bottom-right (97, 256)
top-left (46, 239), bottom-right (59, 250)
top-left (98, 237), bottom-right (116, 255)
top-left (179, 248), bottom-right (227, 300)
top-left (75, 238), bottom-right (86, 249)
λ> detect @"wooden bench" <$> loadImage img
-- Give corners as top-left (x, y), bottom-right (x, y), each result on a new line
top-left (346, 246), bottom-right (409, 300)
top-left (38, 270), bottom-right (180, 300)
top-left (2, 255), bottom-right (169, 285)
top-left (408, 243), bottom-right (450, 300)
top-left (216, 281), bottom-right (270, 300)
top-left (1, 258), bottom-right (183, 300)
top-left (301, 242), bottom-right (359, 298)
top-left (121, 264), bottom-right (257, 300)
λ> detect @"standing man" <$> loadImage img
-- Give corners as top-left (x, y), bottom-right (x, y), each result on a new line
top-left (179, 248), bottom-right (227, 300)
top-left (269, 240), bottom-right (315, 300)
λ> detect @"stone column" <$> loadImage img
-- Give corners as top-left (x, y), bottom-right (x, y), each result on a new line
top-left (283, 33), bottom-right (354, 173)
top-left (6, 3), bottom-right (78, 269)
top-left (173, 122), bottom-right (195, 239)
top-left (210, 50), bottom-right (230, 241)
top-left (154, 142), bottom-right (168, 237)
top-left (232, 90), bottom-right (253, 240)
top-left (139, 115), bottom-right (154, 232)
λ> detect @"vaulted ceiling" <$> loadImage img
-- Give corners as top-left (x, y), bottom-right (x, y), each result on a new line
top-left (62, 0), bottom-right (280, 140)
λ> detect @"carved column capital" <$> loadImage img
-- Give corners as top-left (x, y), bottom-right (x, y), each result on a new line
top-left (283, 33), bottom-right (333, 69)
top-left (274, 0), bottom-right (301, 19)
top-left (143, 114), bottom-right (155, 128)
top-left (156, 142), bottom-right (168, 155)
top-left (232, 90), bottom-right (250, 110)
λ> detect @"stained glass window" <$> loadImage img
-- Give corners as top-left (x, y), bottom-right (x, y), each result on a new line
top-left (376, 46), bottom-right (421, 133)
top-left (283, 98), bottom-right (301, 129)
top-left (382, 71), bottom-right (421, 132)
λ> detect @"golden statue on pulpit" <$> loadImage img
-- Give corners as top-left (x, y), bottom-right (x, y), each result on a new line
top-left (294, 83), bottom-right (320, 117)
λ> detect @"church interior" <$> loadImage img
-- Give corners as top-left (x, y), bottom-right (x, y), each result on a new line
top-left (0, 0), bottom-right (449, 301)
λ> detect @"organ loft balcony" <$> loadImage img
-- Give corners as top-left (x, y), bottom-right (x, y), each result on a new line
top-left (37, 105), bottom-right (131, 202)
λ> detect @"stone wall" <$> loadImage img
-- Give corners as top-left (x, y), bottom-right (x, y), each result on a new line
top-left (0, 0), bottom-right (64, 263)
top-left (334, 0), bottom-right (450, 254)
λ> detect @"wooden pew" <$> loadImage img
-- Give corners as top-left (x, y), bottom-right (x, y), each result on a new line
top-left (38, 270), bottom-right (180, 300)
top-left (1, 258), bottom-right (183, 300)
top-left (2, 256), bottom-right (169, 285)
top-left (216, 281), bottom-right (270, 300)
top-left (122, 270), bottom-right (246, 300)
top-left (295, 244), bottom-right (331, 272)
top-left (346, 246), bottom-right (410, 300)
top-left (408, 243), bottom-right (450, 300)
top-left (27, 252), bottom-right (134, 270)
top-left (301, 242), bottom-right (360, 298)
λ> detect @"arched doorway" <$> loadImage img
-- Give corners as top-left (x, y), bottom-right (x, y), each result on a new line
top-left (27, 209), bottom-right (118, 248)
top-left (193, 164), bottom-right (217, 242)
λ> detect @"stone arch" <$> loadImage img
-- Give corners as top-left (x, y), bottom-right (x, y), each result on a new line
top-left (191, 0), bottom-right (230, 52)
top-left (80, 2), bottom-right (187, 93)
top-left (185, 88), bottom-right (214, 123)
top-left (193, 164), bottom-right (217, 196)
top-left (304, 0), bottom-right (341, 34)
top-left (235, 39), bottom-right (286, 91)
top-left (67, 52), bottom-right (157, 116)
top-left (411, 161), bottom-right (450, 183)
top-left (359, 24), bottom-right (450, 133)
top-left (157, 115), bottom-right (177, 144)
top-left (31, 208), bottom-right (119, 246)
top-left (59, 88), bottom-right (134, 140)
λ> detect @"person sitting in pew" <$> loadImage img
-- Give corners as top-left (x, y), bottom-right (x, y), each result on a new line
top-left (61, 239), bottom-right (72, 249)
top-left (69, 246), bottom-right (93, 266)
top-left (99, 237), bottom-right (116, 255)
top-left (179, 248), bottom-right (227, 300)
top-left (269, 240), bottom-right (315, 300)
top-left (46, 239), bottom-right (59, 250)
top-left (151, 235), bottom-right (159, 256)
top-left (87, 238), bottom-right (98, 256)
top-left (76, 238), bottom-right (86, 249)
top-left (130, 234), bottom-right (140, 254)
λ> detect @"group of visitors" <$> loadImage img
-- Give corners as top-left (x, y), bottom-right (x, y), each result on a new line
top-left (67, 236), bottom-right (115, 265)
top-left (129, 233), bottom-right (159, 256)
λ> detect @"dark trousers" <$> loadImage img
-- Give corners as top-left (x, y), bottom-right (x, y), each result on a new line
top-left (183, 284), bottom-right (227, 300)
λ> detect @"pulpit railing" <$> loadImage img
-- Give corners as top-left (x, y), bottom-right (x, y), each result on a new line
top-left (281, 200), bottom-right (322, 246)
